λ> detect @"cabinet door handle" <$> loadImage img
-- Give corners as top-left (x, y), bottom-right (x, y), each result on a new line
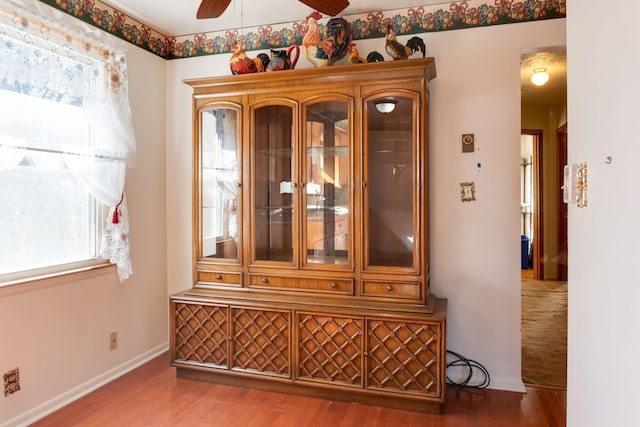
top-left (216, 274), bottom-right (223, 280)
top-left (362, 181), bottom-right (367, 188)
top-left (237, 182), bottom-right (242, 188)
top-left (386, 284), bottom-right (394, 291)
top-left (330, 282), bottom-right (338, 288)
top-left (261, 277), bottom-right (269, 284)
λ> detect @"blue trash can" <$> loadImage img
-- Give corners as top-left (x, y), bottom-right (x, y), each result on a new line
top-left (521, 235), bottom-right (530, 269)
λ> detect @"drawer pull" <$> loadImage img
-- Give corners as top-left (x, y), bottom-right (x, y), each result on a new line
top-left (330, 282), bottom-right (338, 288)
top-left (216, 275), bottom-right (223, 280)
top-left (261, 277), bottom-right (269, 284)
top-left (386, 285), bottom-right (394, 291)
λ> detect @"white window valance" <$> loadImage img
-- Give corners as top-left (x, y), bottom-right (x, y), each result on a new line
top-left (0, 0), bottom-right (137, 280)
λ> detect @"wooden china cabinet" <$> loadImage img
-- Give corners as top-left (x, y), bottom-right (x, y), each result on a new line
top-left (170, 58), bottom-right (447, 413)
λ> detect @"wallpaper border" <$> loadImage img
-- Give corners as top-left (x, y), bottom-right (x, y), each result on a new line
top-left (37, 0), bottom-right (566, 60)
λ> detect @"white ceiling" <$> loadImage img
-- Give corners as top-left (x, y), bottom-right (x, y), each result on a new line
top-left (107, 0), bottom-right (446, 36)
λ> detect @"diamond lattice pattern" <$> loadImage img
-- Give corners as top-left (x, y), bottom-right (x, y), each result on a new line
top-left (367, 319), bottom-right (440, 395)
top-left (174, 303), bottom-right (228, 367)
top-left (233, 308), bottom-right (290, 376)
top-left (298, 314), bottom-right (363, 385)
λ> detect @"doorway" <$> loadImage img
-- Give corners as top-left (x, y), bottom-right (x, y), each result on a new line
top-left (520, 130), bottom-right (542, 280)
top-left (520, 47), bottom-right (567, 389)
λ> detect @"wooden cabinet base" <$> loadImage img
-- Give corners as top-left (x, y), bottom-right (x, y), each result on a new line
top-left (174, 365), bottom-right (443, 414)
top-left (170, 291), bottom-right (446, 414)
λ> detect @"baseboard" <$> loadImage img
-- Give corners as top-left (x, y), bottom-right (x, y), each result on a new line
top-left (1, 343), bottom-right (169, 427)
top-left (486, 377), bottom-right (527, 393)
top-left (447, 371), bottom-right (526, 393)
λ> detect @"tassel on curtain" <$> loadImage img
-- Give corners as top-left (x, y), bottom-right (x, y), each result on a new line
top-left (102, 193), bottom-right (132, 280)
top-left (0, 0), bottom-right (137, 280)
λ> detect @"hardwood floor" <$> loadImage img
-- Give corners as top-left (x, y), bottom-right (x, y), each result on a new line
top-left (32, 353), bottom-right (566, 427)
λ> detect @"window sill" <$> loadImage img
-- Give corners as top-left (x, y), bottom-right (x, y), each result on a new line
top-left (0, 262), bottom-right (116, 298)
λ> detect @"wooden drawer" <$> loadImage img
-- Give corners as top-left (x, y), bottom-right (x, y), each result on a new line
top-left (198, 271), bottom-right (242, 287)
top-left (361, 281), bottom-right (421, 300)
top-left (249, 274), bottom-right (353, 295)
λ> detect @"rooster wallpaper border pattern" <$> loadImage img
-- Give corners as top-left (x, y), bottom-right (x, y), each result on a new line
top-left (36, 0), bottom-right (565, 60)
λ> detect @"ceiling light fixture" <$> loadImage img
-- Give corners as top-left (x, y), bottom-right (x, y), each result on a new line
top-left (374, 99), bottom-right (397, 114)
top-left (531, 68), bottom-right (549, 86)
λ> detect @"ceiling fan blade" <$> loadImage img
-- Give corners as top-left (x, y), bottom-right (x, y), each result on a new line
top-left (298, 0), bottom-right (350, 16)
top-left (197, 0), bottom-right (232, 19)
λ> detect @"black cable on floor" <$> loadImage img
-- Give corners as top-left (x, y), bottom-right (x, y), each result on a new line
top-left (446, 350), bottom-right (490, 392)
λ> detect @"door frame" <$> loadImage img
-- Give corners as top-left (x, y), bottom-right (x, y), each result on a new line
top-left (557, 123), bottom-right (568, 280)
top-left (522, 129), bottom-right (543, 280)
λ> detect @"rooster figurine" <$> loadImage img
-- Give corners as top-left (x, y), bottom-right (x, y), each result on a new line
top-left (302, 11), bottom-right (352, 67)
top-left (384, 23), bottom-right (425, 61)
top-left (366, 51), bottom-right (385, 63)
top-left (229, 41), bottom-right (270, 75)
top-left (348, 43), bottom-right (367, 64)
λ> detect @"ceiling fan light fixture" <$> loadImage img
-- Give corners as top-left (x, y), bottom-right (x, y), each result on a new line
top-left (531, 68), bottom-right (549, 86)
top-left (374, 99), bottom-right (397, 114)
top-left (298, 0), bottom-right (350, 16)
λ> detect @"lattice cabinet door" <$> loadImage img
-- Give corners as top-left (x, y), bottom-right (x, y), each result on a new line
top-left (297, 312), bottom-right (363, 387)
top-left (173, 301), bottom-right (229, 368)
top-left (231, 307), bottom-right (291, 377)
top-left (366, 318), bottom-right (443, 398)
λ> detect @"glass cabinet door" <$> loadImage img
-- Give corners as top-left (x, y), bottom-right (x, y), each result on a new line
top-left (253, 105), bottom-right (295, 263)
top-left (200, 107), bottom-right (240, 261)
top-left (364, 96), bottom-right (417, 269)
top-left (303, 100), bottom-right (350, 267)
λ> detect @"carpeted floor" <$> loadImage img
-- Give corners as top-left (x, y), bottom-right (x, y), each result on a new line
top-left (521, 279), bottom-right (567, 388)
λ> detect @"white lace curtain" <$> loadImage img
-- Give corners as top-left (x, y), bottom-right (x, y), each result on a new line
top-left (0, 0), bottom-right (137, 280)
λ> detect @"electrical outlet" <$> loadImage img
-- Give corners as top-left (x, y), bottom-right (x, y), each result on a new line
top-left (4, 368), bottom-right (20, 397)
top-left (109, 331), bottom-right (118, 350)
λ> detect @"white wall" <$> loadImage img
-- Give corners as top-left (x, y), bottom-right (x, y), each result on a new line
top-left (167, 19), bottom-right (566, 392)
top-left (0, 18), bottom-right (168, 427)
top-left (428, 19), bottom-right (565, 391)
top-left (567, 2), bottom-right (640, 426)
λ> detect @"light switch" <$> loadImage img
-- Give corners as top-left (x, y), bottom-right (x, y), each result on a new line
top-left (562, 164), bottom-right (577, 204)
top-left (562, 162), bottom-right (588, 207)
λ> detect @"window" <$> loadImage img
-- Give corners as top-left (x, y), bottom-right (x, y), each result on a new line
top-left (0, 88), bottom-right (105, 274)
top-left (0, 0), bottom-right (136, 283)
top-left (0, 34), bottom-right (106, 281)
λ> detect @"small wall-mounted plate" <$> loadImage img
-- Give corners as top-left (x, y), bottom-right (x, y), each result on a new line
top-left (577, 162), bottom-right (588, 208)
top-left (4, 368), bottom-right (20, 397)
top-left (462, 133), bottom-right (475, 153)
top-left (460, 182), bottom-right (476, 202)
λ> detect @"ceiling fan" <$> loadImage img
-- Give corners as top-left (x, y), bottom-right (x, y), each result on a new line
top-left (197, 0), bottom-right (350, 19)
